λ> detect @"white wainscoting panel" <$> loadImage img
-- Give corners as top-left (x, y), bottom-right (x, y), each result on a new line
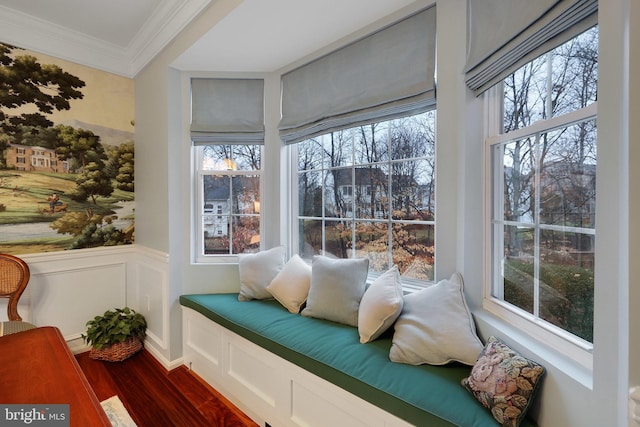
top-left (16, 247), bottom-right (137, 352)
top-left (291, 381), bottom-right (371, 427)
top-left (30, 261), bottom-right (126, 338)
top-left (132, 246), bottom-right (169, 354)
top-left (4, 245), bottom-right (172, 358)
top-left (226, 334), bottom-right (280, 409)
top-left (182, 307), bottom-right (413, 427)
top-left (185, 309), bottom-right (223, 372)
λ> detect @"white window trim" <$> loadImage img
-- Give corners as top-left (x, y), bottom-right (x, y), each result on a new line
top-left (288, 117), bottom-right (437, 290)
top-left (483, 87), bottom-right (597, 371)
top-left (193, 146), bottom-right (263, 264)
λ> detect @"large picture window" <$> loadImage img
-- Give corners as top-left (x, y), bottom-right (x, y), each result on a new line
top-left (195, 144), bottom-right (261, 260)
top-left (487, 26), bottom-right (598, 349)
top-left (295, 111), bottom-right (436, 283)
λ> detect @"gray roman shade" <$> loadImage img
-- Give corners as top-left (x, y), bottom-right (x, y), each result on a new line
top-left (191, 78), bottom-right (264, 144)
top-left (279, 6), bottom-right (436, 144)
top-left (465, 0), bottom-right (598, 95)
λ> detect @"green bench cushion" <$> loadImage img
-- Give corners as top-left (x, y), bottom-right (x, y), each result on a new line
top-left (180, 293), bottom-right (536, 427)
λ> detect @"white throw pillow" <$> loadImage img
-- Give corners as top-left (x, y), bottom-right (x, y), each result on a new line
top-left (358, 265), bottom-right (404, 343)
top-left (267, 255), bottom-right (312, 313)
top-left (301, 256), bottom-right (369, 327)
top-left (237, 246), bottom-right (286, 301)
top-left (389, 273), bottom-right (483, 366)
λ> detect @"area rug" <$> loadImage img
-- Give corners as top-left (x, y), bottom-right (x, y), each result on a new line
top-left (100, 395), bottom-right (137, 427)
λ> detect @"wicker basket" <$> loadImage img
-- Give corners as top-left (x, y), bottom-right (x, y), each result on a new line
top-left (89, 337), bottom-right (143, 362)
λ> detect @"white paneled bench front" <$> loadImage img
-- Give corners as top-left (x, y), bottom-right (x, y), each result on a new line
top-left (181, 293), bottom-right (538, 427)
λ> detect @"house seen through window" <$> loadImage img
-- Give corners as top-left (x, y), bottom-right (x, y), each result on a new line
top-left (295, 111), bottom-right (436, 284)
top-left (488, 26), bottom-right (598, 347)
top-left (196, 144), bottom-right (261, 258)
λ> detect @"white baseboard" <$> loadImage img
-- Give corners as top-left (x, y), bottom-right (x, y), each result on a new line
top-left (144, 340), bottom-right (184, 371)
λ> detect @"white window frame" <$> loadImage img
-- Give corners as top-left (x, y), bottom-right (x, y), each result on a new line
top-left (483, 85), bottom-right (596, 369)
top-left (193, 145), bottom-right (263, 264)
top-left (289, 111), bottom-right (437, 289)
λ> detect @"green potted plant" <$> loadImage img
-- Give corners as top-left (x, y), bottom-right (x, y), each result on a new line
top-left (82, 307), bottom-right (147, 362)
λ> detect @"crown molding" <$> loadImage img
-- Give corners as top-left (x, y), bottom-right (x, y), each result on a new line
top-left (128, 0), bottom-right (212, 77)
top-left (0, 0), bottom-right (211, 78)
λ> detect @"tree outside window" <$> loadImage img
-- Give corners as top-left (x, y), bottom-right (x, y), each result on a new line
top-left (490, 26), bottom-right (598, 344)
top-left (296, 111), bottom-right (436, 282)
top-left (196, 144), bottom-right (261, 257)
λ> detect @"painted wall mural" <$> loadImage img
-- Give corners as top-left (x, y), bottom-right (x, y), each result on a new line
top-left (0, 43), bottom-right (135, 255)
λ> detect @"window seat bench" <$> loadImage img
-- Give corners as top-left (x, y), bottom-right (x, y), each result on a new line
top-left (180, 293), bottom-right (537, 427)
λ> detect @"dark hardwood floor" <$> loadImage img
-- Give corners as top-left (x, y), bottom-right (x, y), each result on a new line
top-left (76, 349), bottom-right (258, 427)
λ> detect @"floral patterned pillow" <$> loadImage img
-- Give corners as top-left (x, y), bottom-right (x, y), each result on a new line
top-left (461, 336), bottom-right (546, 427)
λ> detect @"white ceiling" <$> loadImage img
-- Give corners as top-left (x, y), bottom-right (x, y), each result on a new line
top-left (0, 0), bottom-right (418, 77)
top-left (171, 0), bottom-right (418, 73)
top-left (0, 0), bottom-right (161, 48)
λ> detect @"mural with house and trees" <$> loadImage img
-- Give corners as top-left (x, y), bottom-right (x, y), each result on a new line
top-left (0, 43), bottom-right (134, 255)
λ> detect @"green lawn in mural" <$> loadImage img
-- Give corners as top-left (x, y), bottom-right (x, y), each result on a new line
top-left (0, 170), bottom-right (134, 254)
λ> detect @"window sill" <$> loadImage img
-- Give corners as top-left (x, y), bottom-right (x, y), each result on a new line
top-left (194, 254), bottom-right (239, 264)
top-left (472, 307), bottom-right (593, 390)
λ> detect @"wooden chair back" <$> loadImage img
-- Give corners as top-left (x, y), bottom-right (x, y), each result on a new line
top-left (0, 253), bottom-right (31, 321)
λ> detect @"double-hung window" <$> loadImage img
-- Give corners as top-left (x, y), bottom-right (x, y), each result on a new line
top-left (191, 78), bottom-right (264, 262)
top-left (195, 144), bottom-right (261, 257)
top-left (465, 0), bottom-right (598, 361)
top-left (487, 26), bottom-right (598, 353)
